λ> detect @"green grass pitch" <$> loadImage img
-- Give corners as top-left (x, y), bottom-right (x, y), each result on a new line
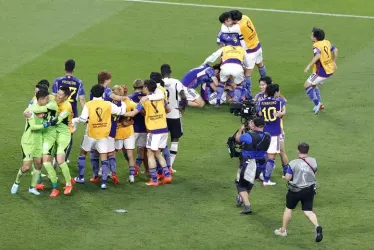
top-left (1, 0), bottom-right (374, 249)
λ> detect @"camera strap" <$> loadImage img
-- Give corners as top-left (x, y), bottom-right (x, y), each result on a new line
top-left (300, 157), bottom-right (316, 174)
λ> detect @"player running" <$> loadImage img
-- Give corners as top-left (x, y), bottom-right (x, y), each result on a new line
top-left (73, 84), bottom-right (126, 189)
top-left (258, 84), bottom-right (286, 186)
top-left (220, 10), bottom-right (267, 98)
top-left (180, 64), bottom-right (219, 108)
top-left (11, 89), bottom-right (57, 195)
top-left (125, 80), bottom-right (172, 186)
top-left (203, 45), bottom-right (250, 106)
top-left (304, 27), bottom-right (338, 114)
top-left (161, 64), bottom-right (187, 172)
top-left (52, 59), bottom-right (86, 162)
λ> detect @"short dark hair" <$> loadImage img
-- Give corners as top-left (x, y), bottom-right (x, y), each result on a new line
top-left (259, 76), bottom-right (272, 85)
top-left (298, 142), bottom-right (310, 154)
top-left (59, 86), bottom-right (71, 97)
top-left (36, 89), bottom-right (49, 100)
top-left (90, 84), bottom-right (105, 98)
top-left (219, 12), bottom-right (231, 23)
top-left (213, 64), bottom-right (221, 71)
top-left (150, 72), bottom-right (164, 87)
top-left (253, 117), bottom-right (265, 128)
top-left (35, 83), bottom-right (48, 92)
top-left (144, 79), bottom-right (157, 93)
top-left (230, 10), bottom-right (242, 21)
top-left (312, 27), bottom-right (325, 41)
top-left (37, 79), bottom-right (50, 89)
top-left (65, 59), bottom-right (75, 72)
top-left (160, 64), bottom-right (172, 77)
top-left (98, 70), bottom-right (112, 84)
top-left (265, 84), bottom-right (280, 97)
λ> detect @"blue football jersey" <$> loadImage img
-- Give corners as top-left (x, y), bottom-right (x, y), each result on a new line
top-left (181, 65), bottom-right (215, 89)
top-left (259, 97), bottom-right (284, 136)
top-left (216, 31), bottom-right (241, 46)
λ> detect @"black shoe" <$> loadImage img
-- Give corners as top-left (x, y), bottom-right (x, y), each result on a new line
top-left (315, 226), bottom-right (323, 242)
top-left (240, 205), bottom-right (252, 214)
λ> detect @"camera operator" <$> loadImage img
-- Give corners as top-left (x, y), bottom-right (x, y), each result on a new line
top-left (234, 117), bottom-right (270, 214)
top-left (274, 142), bottom-right (323, 242)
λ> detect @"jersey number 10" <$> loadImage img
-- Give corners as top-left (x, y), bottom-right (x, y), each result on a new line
top-left (261, 107), bottom-right (277, 122)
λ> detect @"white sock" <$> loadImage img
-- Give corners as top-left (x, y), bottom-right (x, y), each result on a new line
top-left (170, 142), bottom-right (179, 166)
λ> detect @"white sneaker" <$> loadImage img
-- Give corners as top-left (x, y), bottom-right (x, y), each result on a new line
top-left (274, 228), bottom-right (287, 237)
top-left (74, 177), bottom-right (85, 184)
top-left (11, 183), bottom-right (19, 194)
top-left (129, 175), bottom-right (135, 183)
top-left (101, 184), bottom-right (107, 189)
top-left (28, 187), bottom-right (40, 196)
top-left (263, 180), bottom-right (276, 186)
top-left (259, 173), bottom-right (264, 181)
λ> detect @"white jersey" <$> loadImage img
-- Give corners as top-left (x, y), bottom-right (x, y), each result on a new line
top-left (163, 77), bottom-right (184, 119)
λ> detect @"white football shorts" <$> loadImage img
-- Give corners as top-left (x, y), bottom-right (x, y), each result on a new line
top-left (245, 48), bottom-right (263, 70)
top-left (107, 137), bottom-right (115, 152)
top-left (307, 73), bottom-right (329, 86)
top-left (220, 63), bottom-right (244, 84)
top-left (146, 133), bottom-right (168, 151)
top-left (184, 87), bottom-right (201, 101)
top-left (81, 135), bottom-right (108, 154)
top-left (267, 135), bottom-right (280, 154)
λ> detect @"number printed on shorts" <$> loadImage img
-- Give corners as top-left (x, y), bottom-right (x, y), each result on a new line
top-left (261, 107), bottom-right (277, 122)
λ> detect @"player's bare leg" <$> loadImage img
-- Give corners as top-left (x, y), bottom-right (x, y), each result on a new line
top-left (169, 138), bottom-right (179, 173)
top-left (188, 97), bottom-right (205, 108)
top-left (56, 153), bottom-right (73, 195)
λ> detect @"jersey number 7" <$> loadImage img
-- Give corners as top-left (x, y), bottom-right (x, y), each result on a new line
top-left (68, 87), bottom-right (77, 102)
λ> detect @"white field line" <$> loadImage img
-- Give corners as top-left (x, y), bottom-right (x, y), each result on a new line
top-left (123, 0), bottom-right (374, 19)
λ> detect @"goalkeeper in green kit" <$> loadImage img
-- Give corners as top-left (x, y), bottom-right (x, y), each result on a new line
top-left (11, 89), bottom-right (58, 195)
top-left (35, 86), bottom-right (75, 195)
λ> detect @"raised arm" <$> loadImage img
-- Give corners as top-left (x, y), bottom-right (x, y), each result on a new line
top-left (203, 48), bottom-right (223, 65)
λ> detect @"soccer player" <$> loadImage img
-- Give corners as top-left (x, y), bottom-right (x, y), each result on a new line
top-left (40, 90), bottom-right (60, 197)
top-left (103, 85), bottom-right (127, 185)
top-left (258, 84), bottom-right (286, 186)
top-left (255, 77), bottom-right (290, 176)
top-left (11, 89), bottom-right (57, 195)
top-left (161, 64), bottom-right (187, 172)
top-left (125, 80), bottom-right (172, 186)
top-left (52, 59), bottom-right (86, 162)
top-left (203, 45), bottom-right (250, 106)
top-left (129, 79), bottom-right (148, 176)
top-left (217, 12), bottom-right (241, 47)
top-left (180, 64), bottom-right (219, 108)
top-left (73, 84), bottom-right (126, 189)
top-left (43, 86), bottom-right (75, 195)
top-left (220, 10), bottom-right (267, 97)
top-left (97, 70), bottom-right (128, 101)
top-left (304, 27), bottom-right (338, 114)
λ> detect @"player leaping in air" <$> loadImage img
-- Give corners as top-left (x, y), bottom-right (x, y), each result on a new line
top-left (304, 27), bottom-right (338, 114)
